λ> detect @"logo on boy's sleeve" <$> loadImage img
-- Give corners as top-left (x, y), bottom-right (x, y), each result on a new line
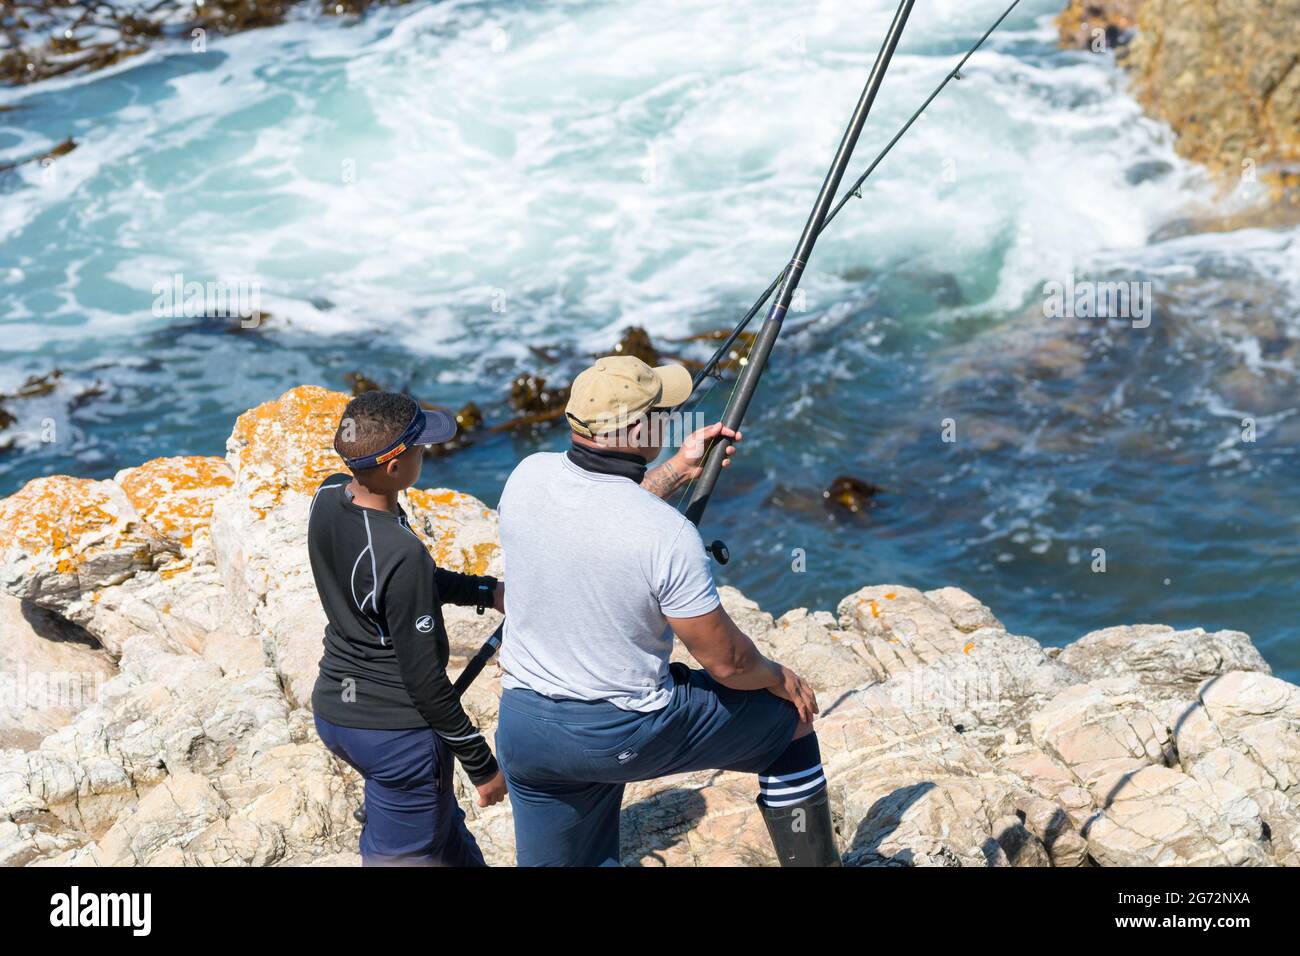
top-left (415, 615), bottom-right (434, 633)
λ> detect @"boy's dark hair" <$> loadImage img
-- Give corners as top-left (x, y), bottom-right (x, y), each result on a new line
top-left (335, 391), bottom-right (418, 467)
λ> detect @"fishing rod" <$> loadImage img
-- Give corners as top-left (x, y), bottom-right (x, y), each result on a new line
top-left (687, 0), bottom-right (1023, 395)
top-left (683, 0), bottom-right (915, 531)
top-left (453, 622), bottom-right (502, 696)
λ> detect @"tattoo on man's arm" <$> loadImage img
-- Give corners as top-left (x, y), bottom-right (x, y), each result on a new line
top-left (642, 460), bottom-right (682, 499)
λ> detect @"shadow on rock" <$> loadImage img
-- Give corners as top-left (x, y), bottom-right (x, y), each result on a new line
top-left (20, 598), bottom-right (99, 649)
top-left (620, 786), bottom-right (710, 867)
top-left (843, 782), bottom-right (935, 866)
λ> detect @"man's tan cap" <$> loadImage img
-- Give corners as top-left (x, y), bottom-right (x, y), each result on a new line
top-left (565, 356), bottom-right (693, 438)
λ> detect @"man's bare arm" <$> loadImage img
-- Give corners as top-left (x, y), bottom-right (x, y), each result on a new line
top-left (641, 457), bottom-right (684, 499)
top-left (640, 422), bottom-right (741, 501)
top-left (667, 605), bottom-right (818, 722)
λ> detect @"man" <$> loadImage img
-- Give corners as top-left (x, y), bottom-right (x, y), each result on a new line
top-left (494, 356), bottom-right (838, 866)
top-left (309, 391), bottom-right (507, 866)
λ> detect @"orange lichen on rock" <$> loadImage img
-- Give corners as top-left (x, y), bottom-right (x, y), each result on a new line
top-left (0, 475), bottom-right (156, 584)
top-left (226, 385), bottom-right (350, 517)
top-left (405, 488), bottom-right (477, 515)
top-left (1059, 0), bottom-right (1300, 187)
top-left (159, 561), bottom-right (193, 580)
top-left (1124, 0), bottom-right (1300, 180)
top-left (118, 456), bottom-right (234, 549)
top-left (435, 541), bottom-right (497, 576)
top-left (403, 488), bottom-right (501, 575)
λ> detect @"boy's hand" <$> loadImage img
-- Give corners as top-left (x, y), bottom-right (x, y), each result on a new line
top-left (475, 769), bottom-right (507, 807)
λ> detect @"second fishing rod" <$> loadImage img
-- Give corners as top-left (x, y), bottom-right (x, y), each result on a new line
top-left (683, 0), bottom-right (916, 529)
top-left (686, 0), bottom-right (1024, 394)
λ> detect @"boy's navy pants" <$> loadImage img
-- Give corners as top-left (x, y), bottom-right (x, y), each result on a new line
top-left (316, 715), bottom-right (486, 867)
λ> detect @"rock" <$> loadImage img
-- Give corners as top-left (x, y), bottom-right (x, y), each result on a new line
top-left (0, 475), bottom-right (166, 629)
top-left (1199, 672), bottom-right (1300, 793)
top-left (1056, 0), bottom-right (1141, 52)
top-left (706, 590), bottom-right (884, 697)
top-left (1068, 0), bottom-right (1300, 185)
top-left (924, 586), bottom-right (1002, 633)
top-left (824, 694), bottom-right (1052, 867)
top-left (1080, 764), bottom-right (1268, 866)
top-left (1, 385), bottom-right (1298, 867)
top-left (760, 608), bottom-right (884, 696)
top-left (0, 458), bottom-right (237, 660)
top-left (116, 456), bottom-right (233, 565)
top-left (998, 745), bottom-right (1095, 821)
top-left (1018, 663), bottom-right (1298, 865)
top-left (620, 773), bottom-right (774, 867)
top-left (96, 770), bottom-right (229, 866)
top-left (206, 381), bottom-right (350, 696)
top-left (0, 629), bottom-right (361, 866)
top-left (993, 813), bottom-right (1053, 867)
top-left (0, 385), bottom-right (500, 866)
top-left (1, 0), bottom-right (409, 86)
top-left (0, 594), bottom-right (115, 749)
top-left (830, 585), bottom-right (1077, 750)
top-left (717, 587), bottom-right (775, 642)
top-left (403, 488), bottom-right (503, 579)
top-left (1029, 679), bottom-right (1171, 790)
top-left (1059, 624), bottom-right (1270, 695)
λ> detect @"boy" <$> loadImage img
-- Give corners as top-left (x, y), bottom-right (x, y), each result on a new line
top-left (309, 390), bottom-right (507, 866)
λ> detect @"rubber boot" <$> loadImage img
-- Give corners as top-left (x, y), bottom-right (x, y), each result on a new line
top-left (759, 788), bottom-right (841, 867)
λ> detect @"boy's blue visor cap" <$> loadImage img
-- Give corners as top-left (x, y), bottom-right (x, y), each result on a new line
top-left (343, 407), bottom-right (457, 470)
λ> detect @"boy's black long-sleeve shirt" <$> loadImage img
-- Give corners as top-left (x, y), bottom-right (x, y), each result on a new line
top-left (308, 474), bottom-right (499, 784)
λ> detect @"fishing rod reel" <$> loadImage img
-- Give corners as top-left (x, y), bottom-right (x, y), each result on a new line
top-left (706, 539), bottom-right (730, 565)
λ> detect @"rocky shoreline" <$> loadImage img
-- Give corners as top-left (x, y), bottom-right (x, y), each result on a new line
top-left (0, 385), bottom-right (1296, 867)
top-left (0, 0), bottom-right (385, 86)
top-left (1057, 0), bottom-right (1299, 192)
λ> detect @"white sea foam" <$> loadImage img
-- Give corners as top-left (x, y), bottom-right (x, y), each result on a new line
top-left (0, 0), bottom-right (1289, 365)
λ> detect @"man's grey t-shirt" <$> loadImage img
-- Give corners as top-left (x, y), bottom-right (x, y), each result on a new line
top-left (497, 452), bottom-right (720, 711)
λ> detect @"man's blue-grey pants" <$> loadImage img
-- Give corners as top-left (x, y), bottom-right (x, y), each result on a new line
top-left (496, 662), bottom-right (799, 866)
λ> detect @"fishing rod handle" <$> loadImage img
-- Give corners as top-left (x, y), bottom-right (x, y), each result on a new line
top-left (452, 621), bottom-right (505, 696)
top-left (684, 303), bottom-right (789, 526)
